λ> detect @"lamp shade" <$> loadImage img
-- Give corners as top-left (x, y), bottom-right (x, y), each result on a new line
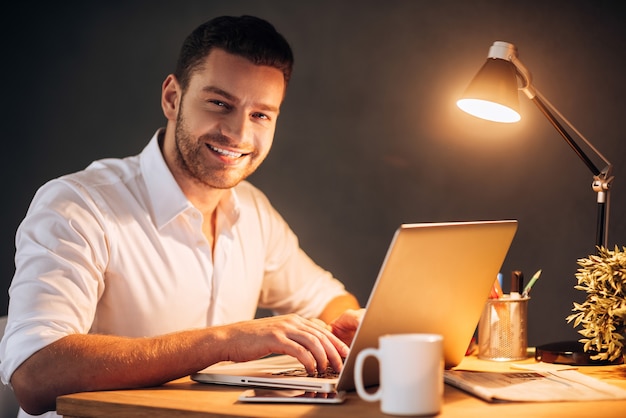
top-left (457, 58), bottom-right (521, 123)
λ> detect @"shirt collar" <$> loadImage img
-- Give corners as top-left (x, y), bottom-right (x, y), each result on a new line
top-left (218, 185), bottom-right (241, 228)
top-left (140, 129), bottom-right (241, 229)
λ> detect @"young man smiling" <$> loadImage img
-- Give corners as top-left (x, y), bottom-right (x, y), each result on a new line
top-left (0, 16), bottom-right (361, 417)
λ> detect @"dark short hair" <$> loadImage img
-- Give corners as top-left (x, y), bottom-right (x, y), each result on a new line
top-left (174, 15), bottom-right (294, 91)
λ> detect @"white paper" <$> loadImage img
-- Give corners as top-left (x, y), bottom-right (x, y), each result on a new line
top-left (444, 369), bottom-right (626, 402)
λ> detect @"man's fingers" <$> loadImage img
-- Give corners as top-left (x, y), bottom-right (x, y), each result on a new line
top-left (222, 315), bottom-right (349, 375)
top-left (285, 321), bottom-right (334, 373)
top-left (279, 317), bottom-right (347, 374)
top-left (305, 321), bottom-right (349, 371)
top-left (309, 318), bottom-right (331, 331)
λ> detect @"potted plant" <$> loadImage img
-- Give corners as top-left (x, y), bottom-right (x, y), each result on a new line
top-left (567, 246), bottom-right (626, 362)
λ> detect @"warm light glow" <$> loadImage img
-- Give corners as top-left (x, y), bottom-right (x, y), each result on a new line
top-left (456, 98), bottom-right (521, 123)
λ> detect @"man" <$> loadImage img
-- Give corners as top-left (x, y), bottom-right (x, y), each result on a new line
top-left (0, 15), bottom-right (361, 417)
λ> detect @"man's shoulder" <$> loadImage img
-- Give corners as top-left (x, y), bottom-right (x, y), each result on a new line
top-left (53, 154), bottom-right (142, 191)
top-left (31, 154), bottom-right (143, 210)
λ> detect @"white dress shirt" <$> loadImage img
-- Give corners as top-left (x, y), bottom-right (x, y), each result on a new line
top-left (0, 130), bottom-right (347, 417)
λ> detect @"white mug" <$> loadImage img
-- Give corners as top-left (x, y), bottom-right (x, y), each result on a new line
top-left (354, 333), bottom-right (443, 416)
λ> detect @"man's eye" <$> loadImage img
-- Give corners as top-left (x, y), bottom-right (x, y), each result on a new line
top-left (253, 112), bottom-right (270, 120)
top-left (209, 100), bottom-right (229, 109)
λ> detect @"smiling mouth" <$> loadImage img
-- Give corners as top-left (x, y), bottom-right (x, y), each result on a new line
top-left (207, 144), bottom-right (247, 158)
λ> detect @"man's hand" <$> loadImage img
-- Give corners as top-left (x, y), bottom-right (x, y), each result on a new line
top-left (329, 308), bottom-right (365, 346)
top-left (217, 314), bottom-right (350, 375)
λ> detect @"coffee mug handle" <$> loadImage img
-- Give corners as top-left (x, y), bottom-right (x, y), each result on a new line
top-left (354, 347), bottom-right (381, 402)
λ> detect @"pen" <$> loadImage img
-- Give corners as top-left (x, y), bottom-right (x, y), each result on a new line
top-left (522, 269), bottom-right (542, 298)
top-left (510, 270), bottom-right (523, 299)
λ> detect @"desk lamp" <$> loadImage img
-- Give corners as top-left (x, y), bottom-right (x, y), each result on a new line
top-left (457, 41), bottom-right (616, 365)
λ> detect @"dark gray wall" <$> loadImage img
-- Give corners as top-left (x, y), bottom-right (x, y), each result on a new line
top-left (3, 0), bottom-right (625, 347)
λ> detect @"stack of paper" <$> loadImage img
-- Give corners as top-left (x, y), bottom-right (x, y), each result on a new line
top-left (444, 364), bottom-right (626, 403)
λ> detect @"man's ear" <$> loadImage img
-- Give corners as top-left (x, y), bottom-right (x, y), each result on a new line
top-left (161, 74), bottom-right (181, 121)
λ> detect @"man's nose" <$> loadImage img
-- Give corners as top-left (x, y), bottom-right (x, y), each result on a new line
top-left (219, 111), bottom-right (250, 143)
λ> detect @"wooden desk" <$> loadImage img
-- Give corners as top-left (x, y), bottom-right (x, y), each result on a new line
top-left (57, 356), bottom-right (626, 418)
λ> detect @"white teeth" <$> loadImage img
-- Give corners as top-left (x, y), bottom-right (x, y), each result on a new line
top-left (208, 144), bottom-right (243, 158)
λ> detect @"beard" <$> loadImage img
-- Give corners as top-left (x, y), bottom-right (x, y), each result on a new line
top-left (173, 110), bottom-right (264, 190)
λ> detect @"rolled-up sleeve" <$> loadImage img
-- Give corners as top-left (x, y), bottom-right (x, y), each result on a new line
top-left (0, 179), bottom-right (106, 385)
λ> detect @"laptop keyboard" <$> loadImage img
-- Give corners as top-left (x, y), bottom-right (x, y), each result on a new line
top-left (271, 366), bottom-right (340, 379)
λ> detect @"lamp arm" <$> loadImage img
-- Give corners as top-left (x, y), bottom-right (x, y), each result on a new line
top-left (530, 94), bottom-right (602, 176)
top-left (506, 53), bottom-right (613, 177)
top-left (508, 54), bottom-right (614, 248)
top-left (532, 93), bottom-right (614, 248)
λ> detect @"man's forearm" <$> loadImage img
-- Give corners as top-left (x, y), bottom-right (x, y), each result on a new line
top-left (11, 329), bottom-right (223, 415)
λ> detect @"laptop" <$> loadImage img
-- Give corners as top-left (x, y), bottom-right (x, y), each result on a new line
top-left (192, 220), bottom-right (518, 393)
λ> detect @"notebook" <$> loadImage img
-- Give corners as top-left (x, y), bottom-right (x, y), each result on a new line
top-left (192, 220), bottom-right (518, 393)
